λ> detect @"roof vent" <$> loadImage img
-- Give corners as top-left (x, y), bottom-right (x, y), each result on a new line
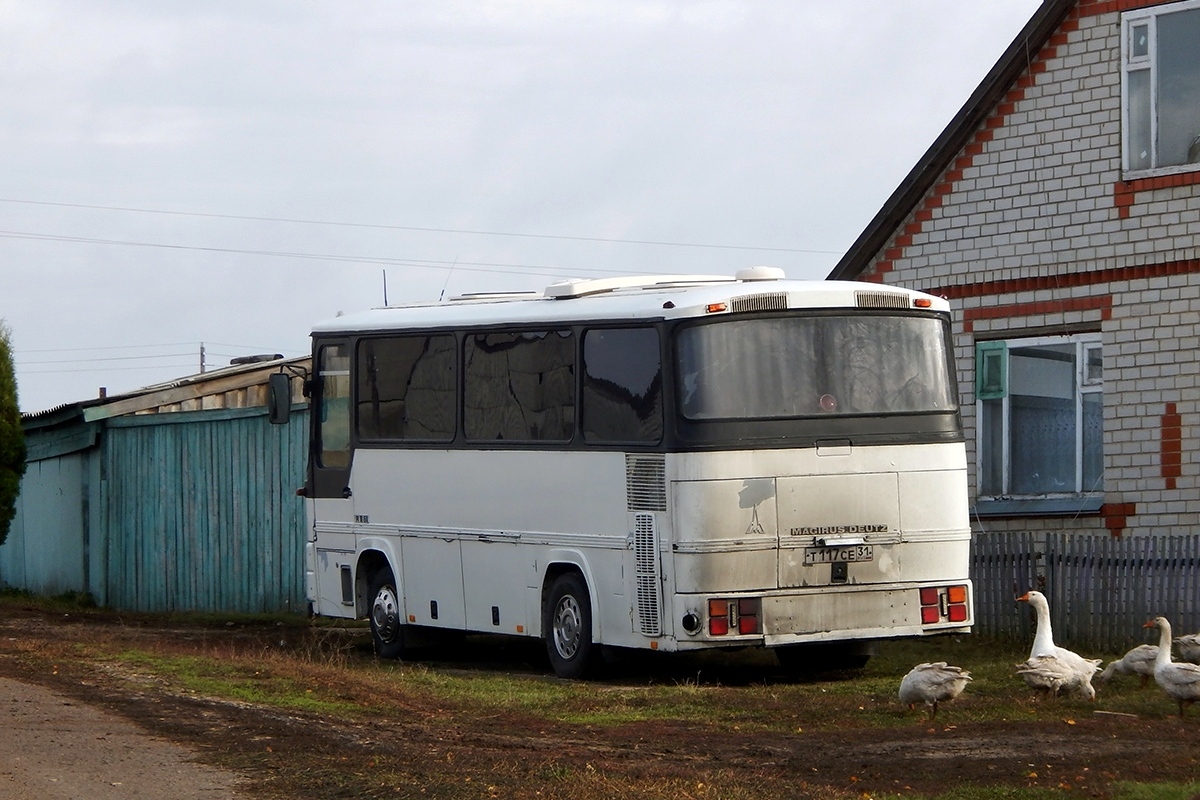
top-left (855, 291), bottom-right (909, 309)
top-left (731, 292), bottom-right (788, 313)
top-left (735, 266), bottom-right (785, 281)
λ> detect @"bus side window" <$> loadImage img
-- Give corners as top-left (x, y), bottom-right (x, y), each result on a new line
top-left (317, 344), bottom-right (352, 468)
top-left (582, 327), bottom-right (662, 443)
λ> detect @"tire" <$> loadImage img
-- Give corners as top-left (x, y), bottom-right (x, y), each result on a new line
top-left (543, 572), bottom-right (597, 679)
top-left (368, 567), bottom-right (406, 660)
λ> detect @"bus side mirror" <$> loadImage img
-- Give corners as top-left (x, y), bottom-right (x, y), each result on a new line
top-left (267, 373), bottom-right (292, 425)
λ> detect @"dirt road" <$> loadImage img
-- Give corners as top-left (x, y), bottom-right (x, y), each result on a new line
top-left (2, 602), bottom-right (1199, 799)
top-left (0, 676), bottom-right (243, 799)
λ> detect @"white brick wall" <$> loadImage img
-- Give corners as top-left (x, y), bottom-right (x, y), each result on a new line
top-left (870, 3), bottom-right (1200, 540)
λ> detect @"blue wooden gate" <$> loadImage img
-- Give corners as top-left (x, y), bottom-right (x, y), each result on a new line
top-left (101, 407), bottom-right (308, 613)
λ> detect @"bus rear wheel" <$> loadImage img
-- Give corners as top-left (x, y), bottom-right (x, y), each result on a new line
top-left (544, 572), bottom-right (597, 679)
top-left (368, 568), bottom-right (406, 660)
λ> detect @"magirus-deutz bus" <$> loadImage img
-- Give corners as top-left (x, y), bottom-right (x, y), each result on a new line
top-left (275, 268), bottom-right (972, 678)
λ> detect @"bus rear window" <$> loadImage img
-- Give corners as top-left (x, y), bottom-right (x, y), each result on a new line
top-left (676, 315), bottom-right (956, 421)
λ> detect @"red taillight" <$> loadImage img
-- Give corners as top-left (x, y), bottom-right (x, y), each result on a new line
top-left (737, 598), bottom-right (761, 635)
top-left (707, 597), bottom-right (761, 636)
top-left (919, 585), bottom-right (970, 625)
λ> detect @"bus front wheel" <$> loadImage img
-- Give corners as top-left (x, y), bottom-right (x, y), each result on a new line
top-left (544, 572), bottom-right (597, 679)
top-left (368, 568), bottom-right (406, 660)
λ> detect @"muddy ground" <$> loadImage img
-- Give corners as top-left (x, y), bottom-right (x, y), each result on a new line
top-left (1, 603), bottom-right (1198, 799)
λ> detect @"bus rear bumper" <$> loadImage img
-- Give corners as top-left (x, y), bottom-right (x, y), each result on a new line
top-left (671, 580), bottom-right (973, 647)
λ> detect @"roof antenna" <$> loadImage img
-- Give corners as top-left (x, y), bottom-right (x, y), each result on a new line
top-left (382, 269), bottom-right (389, 306)
top-left (438, 257), bottom-right (459, 302)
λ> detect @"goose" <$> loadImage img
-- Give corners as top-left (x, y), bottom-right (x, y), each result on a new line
top-left (1016, 653), bottom-right (1097, 700)
top-left (898, 662), bottom-right (972, 719)
top-left (1016, 591), bottom-right (1102, 699)
top-left (1097, 643), bottom-right (1158, 686)
top-left (1143, 616), bottom-right (1200, 718)
top-left (1175, 632), bottom-right (1200, 665)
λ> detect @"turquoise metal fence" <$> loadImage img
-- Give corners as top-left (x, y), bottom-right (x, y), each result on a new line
top-left (101, 407), bottom-right (308, 614)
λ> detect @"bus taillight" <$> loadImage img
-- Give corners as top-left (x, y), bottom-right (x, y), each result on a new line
top-left (920, 585), bottom-right (970, 625)
top-left (737, 598), bottom-right (761, 634)
top-left (707, 597), bottom-right (761, 636)
top-left (708, 599), bottom-right (729, 635)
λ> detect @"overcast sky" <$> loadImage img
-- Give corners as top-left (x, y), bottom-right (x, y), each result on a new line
top-left (3, 0), bottom-right (1042, 413)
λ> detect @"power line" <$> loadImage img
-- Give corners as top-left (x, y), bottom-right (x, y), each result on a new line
top-left (20, 341), bottom-right (301, 355)
top-left (18, 341), bottom-right (202, 354)
top-left (17, 352), bottom-right (195, 366)
top-left (0, 228), bottom-right (647, 278)
top-left (0, 197), bottom-right (839, 255)
top-left (20, 363), bottom-right (199, 375)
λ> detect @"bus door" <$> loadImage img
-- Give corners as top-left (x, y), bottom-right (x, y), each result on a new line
top-left (308, 340), bottom-right (358, 616)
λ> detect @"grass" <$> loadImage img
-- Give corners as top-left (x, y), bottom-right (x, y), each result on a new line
top-left (2, 593), bottom-right (1197, 800)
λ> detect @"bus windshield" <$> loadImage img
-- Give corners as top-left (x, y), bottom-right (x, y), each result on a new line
top-left (676, 314), bottom-right (956, 420)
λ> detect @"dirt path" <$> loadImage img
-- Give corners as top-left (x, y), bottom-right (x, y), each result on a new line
top-left (0, 676), bottom-right (244, 799)
top-left (2, 604), bottom-right (1200, 799)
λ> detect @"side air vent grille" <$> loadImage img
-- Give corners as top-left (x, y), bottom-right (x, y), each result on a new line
top-left (855, 291), bottom-right (910, 309)
top-left (731, 292), bottom-right (788, 313)
top-left (634, 512), bottom-right (662, 636)
top-left (626, 454), bottom-right (666, 512)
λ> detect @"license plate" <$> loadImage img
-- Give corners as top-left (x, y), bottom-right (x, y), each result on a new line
top-left (803, 544), bottom-right (874, 565)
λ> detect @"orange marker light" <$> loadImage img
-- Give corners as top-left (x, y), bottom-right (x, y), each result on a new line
top-left (913, 298), bottom-right (933, 308)
top-left (706, 302), bottom-right (728, 313)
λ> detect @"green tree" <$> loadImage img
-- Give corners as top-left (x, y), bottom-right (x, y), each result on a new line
top-left (0, 321), bottom-right (25, 547)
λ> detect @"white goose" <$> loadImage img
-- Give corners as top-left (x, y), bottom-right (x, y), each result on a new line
top-left (898, 662), bottom-right (972, 720)
top-left (1175, 632), bottom-right (1200, 665)
top-left (1016, 654), bottom-right (1097, 700)
top-left (1143, 616), bottom-right (1200, 718)
top-left (1016, 591), bottom-right (1102, 700)
top-left (1097, 643), bottom-right (1158, 686)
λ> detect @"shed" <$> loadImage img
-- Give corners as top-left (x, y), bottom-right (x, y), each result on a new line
top-left (1, 356), bottom-right (311, 614)
top-left (829, 0), bottom-right (1200, 646)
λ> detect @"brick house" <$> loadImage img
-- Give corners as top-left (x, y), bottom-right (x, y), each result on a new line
top-left (828, 0), bottom-right (1200, 640)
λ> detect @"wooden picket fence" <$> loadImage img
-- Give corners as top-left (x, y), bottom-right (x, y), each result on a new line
top-left (970, 531), bottom-right (1200, 652)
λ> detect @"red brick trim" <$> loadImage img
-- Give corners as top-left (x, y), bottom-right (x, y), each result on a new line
top-left (1162, 402), bottom-right (1182, 490)
top-left (1079, 0), bottom-right (1176, 14)
top-left (860, 5), bottom-right (1084, 281)
top-left (860, 0), bottom-right (1188, 281)
top-left (1113, 171), bottom-right (1200, 218)
top-left (961, 295), bottom-right (1112, 333)
top-left (929, 257), bottom-right (1200, 301)
top-left (1101, 502), bottom-right (1136, 538)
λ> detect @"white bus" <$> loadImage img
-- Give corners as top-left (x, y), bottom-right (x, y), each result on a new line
top-left (278, 268), bottom-right (972, 678)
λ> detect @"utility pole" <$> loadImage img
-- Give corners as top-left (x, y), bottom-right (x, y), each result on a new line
top-left (200, 342), bottom-right (206, 374)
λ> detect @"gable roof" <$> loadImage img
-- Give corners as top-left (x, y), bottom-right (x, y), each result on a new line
top-left (827, 0), bottom-right (1076, 281)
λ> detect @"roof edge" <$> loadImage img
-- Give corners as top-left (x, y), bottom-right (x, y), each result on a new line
top-left (827, 0), bottom-right (1077, 282)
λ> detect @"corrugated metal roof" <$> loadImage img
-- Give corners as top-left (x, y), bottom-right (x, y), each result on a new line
top-left (23, 354), bottom-right (309, 426)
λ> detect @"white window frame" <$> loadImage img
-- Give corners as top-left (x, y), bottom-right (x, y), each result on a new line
top-left (1121, 0), bottom-right (1200, 177)
top-left (975, 332), bottom-right (1103, 501)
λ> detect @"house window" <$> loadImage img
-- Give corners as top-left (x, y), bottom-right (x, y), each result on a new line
top-left (976, 334), bottom-right (1103, 501)
top-left (1122, 0), bottom-right (1200, 173)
